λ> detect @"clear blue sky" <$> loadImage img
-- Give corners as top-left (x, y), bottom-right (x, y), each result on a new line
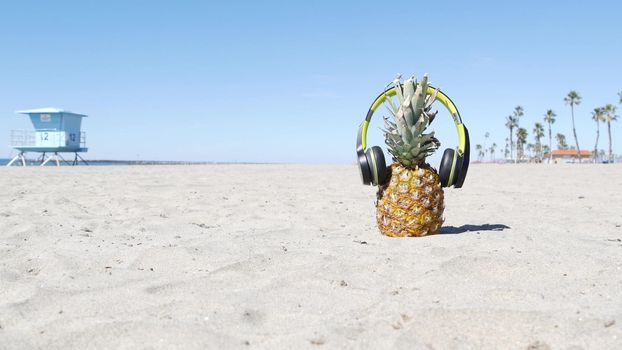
top-left (1, 0), bottom-right (621, 163)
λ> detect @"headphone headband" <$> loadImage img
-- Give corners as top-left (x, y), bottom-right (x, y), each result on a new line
top-left (359, 84), bottom-right (467, 156)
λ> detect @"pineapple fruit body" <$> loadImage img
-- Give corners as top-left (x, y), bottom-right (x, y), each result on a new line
top-left (376, 164), bottom-right (444, 237)
top-left (375, 74), bottom-right (446, 237)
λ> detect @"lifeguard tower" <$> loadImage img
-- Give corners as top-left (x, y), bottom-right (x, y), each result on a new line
top-left (7, 108), bottom-right (88, 166)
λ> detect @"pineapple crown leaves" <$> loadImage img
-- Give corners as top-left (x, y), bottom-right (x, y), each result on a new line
top-left (381, 74), bottom-right (441, 167)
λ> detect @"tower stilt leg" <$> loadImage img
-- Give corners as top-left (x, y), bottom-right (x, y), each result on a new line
top-left (41, 154), bottom-right (53, 166)
top-left (57, 153), bottom-right (70, 166)
top-left (76, 153), bottom-right (88, 165)
top-left (7, 152), bottom-right (24, 167)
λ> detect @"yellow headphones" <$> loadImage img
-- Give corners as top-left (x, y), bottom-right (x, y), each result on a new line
top-left (356, 83), bottom-right (470, 187)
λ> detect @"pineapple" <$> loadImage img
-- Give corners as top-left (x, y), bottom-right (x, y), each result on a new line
top-left (376, 74), bottom-right (444, 237)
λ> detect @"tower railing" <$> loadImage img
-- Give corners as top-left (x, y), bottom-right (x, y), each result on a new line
top-left (9, 130), bottom-right (87, 148)
top-left (10, 130), bottom-right (36, 147)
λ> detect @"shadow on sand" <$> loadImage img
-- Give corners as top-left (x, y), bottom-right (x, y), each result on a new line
top-left (441, 224), bottom-right (510, 235)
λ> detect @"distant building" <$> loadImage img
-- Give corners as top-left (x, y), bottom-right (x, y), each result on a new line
top-left (551, 149), bottom-right (592, 163)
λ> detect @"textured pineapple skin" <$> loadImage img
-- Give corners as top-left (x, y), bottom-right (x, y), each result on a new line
top-left (376, 164), bottom-right (444, 237)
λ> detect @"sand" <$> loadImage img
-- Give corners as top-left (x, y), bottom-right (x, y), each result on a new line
top-left (1, 163), bottom-right (621, 349)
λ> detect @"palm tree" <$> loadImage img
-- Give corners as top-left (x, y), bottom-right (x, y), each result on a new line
top-left (504, 138), bottom-right (510, 159)
top-left (514, 106), bottom-right (524, 125)
top-left (603, 104), bottom-right (619, 163)
top-left (533, 122), bottom-right (545, 161)
top-left (484, 132), bottom-right (490, 158)
top-left (526, 143), bottom-right (535, 160)
top-left (490, 143), bottom-right (497, 162)
top-left (512, 106), bottom-right (524, 163)
top-left (475, 144), bottom-right (484, 161)
top-left (591, 107), bottom-right (605, 163)
top-left (542, 145), bottom-right (550, 160)
top-left (556, 133), bottom-right (568, 150)
top-left (543, 110), bottom-right (556, 162)
top-left (516, 127), bottom-right (528, 161)
top-left (618, 91), bottom-right (622, 104)
top-left (564, 90), bottom-right (582, 160)
top-left (505, 115), bottom-right (518, 161)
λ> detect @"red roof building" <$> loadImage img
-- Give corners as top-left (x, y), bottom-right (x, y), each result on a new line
top-left (551, 149), bottom-right (592, 157)
top-left (550, 149), bottom-right (593, 163)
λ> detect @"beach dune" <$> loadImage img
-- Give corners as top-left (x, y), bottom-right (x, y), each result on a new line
top-left (1, 164), bottom-right (621, 349)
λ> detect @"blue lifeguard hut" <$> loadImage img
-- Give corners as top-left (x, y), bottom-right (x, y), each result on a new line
top-left (7, 108), bottom-right (88, 166)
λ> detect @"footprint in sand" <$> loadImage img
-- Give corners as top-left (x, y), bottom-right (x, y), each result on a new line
top-left (241, 309), bottom-right (265, 326)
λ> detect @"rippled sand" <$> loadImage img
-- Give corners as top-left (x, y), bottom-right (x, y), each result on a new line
top-left (1, 164), bottom-right (621, 349)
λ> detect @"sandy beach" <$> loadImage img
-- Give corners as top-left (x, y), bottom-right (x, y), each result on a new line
top-left (1, 164), bottom-right (621, 349)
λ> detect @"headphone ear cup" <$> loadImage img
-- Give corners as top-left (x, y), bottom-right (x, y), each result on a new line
top-left (358, 150), bottom-right (372, 185)
top-left (454, 126), bottom-right (470, 188)
top-left (366, 146), bottom-right (387, 186)
top-left (372, 146), bottom-right (388, 185)
top-left (439, 148), bottom-right (456, 187)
